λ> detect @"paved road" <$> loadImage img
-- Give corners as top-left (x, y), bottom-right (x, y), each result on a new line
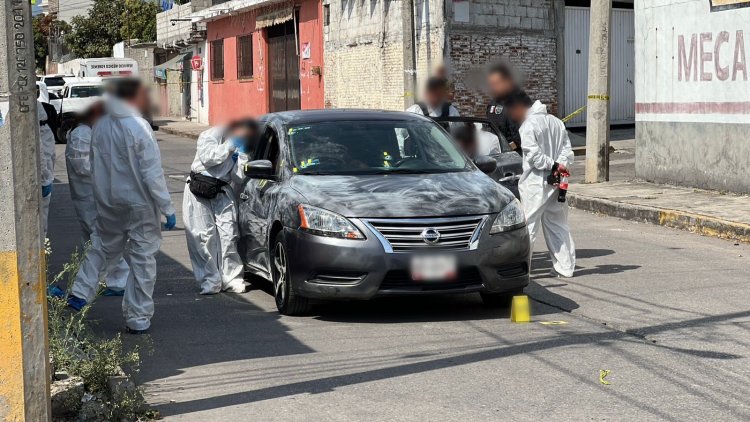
top-left (47, 132), bottom-right (750, 421)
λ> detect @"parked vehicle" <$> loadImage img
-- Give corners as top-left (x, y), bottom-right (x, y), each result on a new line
top-left (238, 110), bottom-right (531, 315)
top-left (56, 79), bottom-right (104, 142)
top-left (77, 58), bottom-right (138, 78)
top-left (434, 116), bottom-right (522, 199)
top-left (38, 74), bottom-right (74, 95)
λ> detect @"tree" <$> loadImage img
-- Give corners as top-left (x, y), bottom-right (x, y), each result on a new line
top-left (66, 0), bottom-right (126, 58)
top-left (32, 14), bottom-right (54, 72)
top-left (122, 0), bottom-right (161, 42)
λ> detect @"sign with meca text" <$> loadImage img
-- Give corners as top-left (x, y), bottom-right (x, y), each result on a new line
top-left (636, 0), bottom-right (750, 123)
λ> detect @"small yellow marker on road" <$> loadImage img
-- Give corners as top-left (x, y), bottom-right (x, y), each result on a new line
top-left (510, 295), bottom-right (531, 323)
top-left (540, 321), bottom-right (568, 326)
top-left (599, 369), bottom-right (611, 385)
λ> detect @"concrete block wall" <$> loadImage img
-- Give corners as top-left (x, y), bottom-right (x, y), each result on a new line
top-left (447, 0), bottom-right (559, 117)
top-left (324, 0), bottom-right (445, 111)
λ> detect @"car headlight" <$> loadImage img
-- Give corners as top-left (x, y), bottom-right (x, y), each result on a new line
top-left (298, 204), bottom-right (365, 240)
top-left (490, 200), bottom-right (526, 234)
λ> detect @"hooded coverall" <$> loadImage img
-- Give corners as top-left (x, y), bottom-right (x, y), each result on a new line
top-left (183, 127), bottom-right (246, 294)
top-left (66, 123), bottom-right (129, 291)
top-left (71, 97), bottom-right (174, 331)
top-left (518, 100), bottom-right (576, 277)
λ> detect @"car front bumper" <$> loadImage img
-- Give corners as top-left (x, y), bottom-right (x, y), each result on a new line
top-left (284, 218), bottom-right (531, 300)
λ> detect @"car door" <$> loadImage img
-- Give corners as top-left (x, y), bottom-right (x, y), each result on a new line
top-left (238, 124), bottom-right (285, 278)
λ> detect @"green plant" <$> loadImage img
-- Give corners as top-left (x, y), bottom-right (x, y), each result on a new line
top-left (47, 246), bottom-right (154, 420)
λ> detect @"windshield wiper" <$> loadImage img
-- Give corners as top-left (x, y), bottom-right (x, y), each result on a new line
top-left (371, 169), bottom-right (435, 174)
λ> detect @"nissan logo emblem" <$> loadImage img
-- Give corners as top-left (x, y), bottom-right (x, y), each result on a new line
top-left (421, 228), bottom-right (441, 245)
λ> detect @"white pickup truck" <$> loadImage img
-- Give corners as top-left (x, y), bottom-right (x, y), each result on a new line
top-left (53, 78), bottom-right (104, 142)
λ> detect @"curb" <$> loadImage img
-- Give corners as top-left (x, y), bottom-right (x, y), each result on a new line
top-left (568, 193), bottom-right (750, 243)
top-left (157, 126), bottom-right (201, 140)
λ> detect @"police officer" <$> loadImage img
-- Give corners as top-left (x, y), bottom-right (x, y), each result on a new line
top-left (485, 62), bottom-right (522, 155)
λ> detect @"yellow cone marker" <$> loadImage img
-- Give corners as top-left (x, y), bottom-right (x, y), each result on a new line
top-left (510, 295), bottom-right (531, 323)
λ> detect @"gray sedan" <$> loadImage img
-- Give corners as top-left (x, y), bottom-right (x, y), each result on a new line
top-left (238, 110), bottom-right (531, 315)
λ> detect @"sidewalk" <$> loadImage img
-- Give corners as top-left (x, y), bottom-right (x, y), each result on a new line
top-left (566, 129), bottom-right (750, 243)
top-left (569, 182), bottom-right (750, 243)
top-left (154, 117), bottom-right (208, 140)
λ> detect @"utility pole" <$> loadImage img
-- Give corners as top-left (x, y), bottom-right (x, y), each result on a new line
top-left (584, 0), bottom-right (612, 183)
top-left (0, 0), bottom-right (52, 420)
top-left (402, 0), bottom-right (417, 109)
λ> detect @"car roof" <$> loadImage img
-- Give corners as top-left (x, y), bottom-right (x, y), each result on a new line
top-left (263, 109), bottom-right (432, 125)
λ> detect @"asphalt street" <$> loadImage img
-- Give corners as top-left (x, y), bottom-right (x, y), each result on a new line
top-left (47, 132), bottom-right (750, 421)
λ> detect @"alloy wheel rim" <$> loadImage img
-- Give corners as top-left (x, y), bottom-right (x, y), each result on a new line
top-left (273, 243), bottom-right (287, 304)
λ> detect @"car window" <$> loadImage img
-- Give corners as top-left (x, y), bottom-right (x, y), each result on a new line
top-left (288, 120), bottom-right (470, 175)
top-left (43, 77), bottom-right (66, 87)
top-left (70, 86), bottom-right (103, 98)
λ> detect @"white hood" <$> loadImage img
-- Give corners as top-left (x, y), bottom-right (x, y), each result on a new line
top-left (106, 96), bottom-right (141, 119)
top-left (527, 100), bottom-right (547, 117)
top-left (36, 82), bottom-right (49, 103)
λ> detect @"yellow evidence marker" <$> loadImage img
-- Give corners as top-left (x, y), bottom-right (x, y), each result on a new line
top-left (510, 295), bottom-right (531, 323)
top-left (599, 369), bottom-right (611, 385)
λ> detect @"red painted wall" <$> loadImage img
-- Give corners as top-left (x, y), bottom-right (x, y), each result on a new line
top-left (206, 0), bottom-right (324, 125)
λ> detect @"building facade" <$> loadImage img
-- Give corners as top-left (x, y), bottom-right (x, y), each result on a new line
top-left (156, 1), bottom-right (212, 123)
top-left (323, 0), bottom-right (563, 117)
top-left (635, 0), bottom-right (750, 193)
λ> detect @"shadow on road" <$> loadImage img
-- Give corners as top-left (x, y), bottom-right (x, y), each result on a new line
top-left (155, 309), bottom-right (748, 418)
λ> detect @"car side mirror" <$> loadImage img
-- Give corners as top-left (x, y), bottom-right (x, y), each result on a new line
top-left (474, 155), bottom-right (497, 174)
top-left (243, 159), bottom-right (274, 179)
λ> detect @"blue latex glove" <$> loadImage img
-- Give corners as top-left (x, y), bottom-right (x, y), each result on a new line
top-left (230, 136), bottom-right (244, 150)
top-left (164, 214), bottom-right (176, 230)
top-left (41, 184), bottom-right (53, 197)
top-left (232, 152), bottom-right (239, 162)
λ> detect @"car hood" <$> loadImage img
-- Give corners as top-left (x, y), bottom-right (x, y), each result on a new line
top-left (289, 171), bottom-right (515, 218)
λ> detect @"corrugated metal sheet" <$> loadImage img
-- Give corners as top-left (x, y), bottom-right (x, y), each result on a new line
top-left (564, 7), bottom-right (635, 126)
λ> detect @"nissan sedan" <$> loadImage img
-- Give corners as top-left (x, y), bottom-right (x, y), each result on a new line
top-left (238, 110), bottom-right (531, 315)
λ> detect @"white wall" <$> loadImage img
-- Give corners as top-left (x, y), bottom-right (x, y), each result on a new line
top-left (636, 0), bottom-right (750, 124)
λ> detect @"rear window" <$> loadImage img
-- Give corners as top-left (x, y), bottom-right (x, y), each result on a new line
top-left (69, 86), bottom-right (103, 98)
top-left (44, 77), bottom-right (66, 87)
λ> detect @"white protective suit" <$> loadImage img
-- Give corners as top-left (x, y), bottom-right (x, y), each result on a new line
top-left (66, 124), bottom-right (129, 291)
top-left (518, 100), bottom-right (576, 277)
top-left (71, 97), bottom-right (174, 331)
top-left (38, 100), bottom-right (56, 239)
top-left (183, 126), bottom-right (245, 294)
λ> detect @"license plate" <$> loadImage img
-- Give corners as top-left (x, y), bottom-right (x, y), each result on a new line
top-left (410, 254), bottom-right (457, 281)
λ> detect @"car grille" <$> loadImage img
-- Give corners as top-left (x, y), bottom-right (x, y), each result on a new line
top-left (379, 268), bottom-right (483, 291)
top-left (364, 216), bottom-right (486, 253)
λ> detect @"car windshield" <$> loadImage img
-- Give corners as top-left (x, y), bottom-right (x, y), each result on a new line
top-left (70, 85), bottom-right (103, 98)
top-left (44, 77), bottom-right (66, 87)
top-left (288, 120), bottom-right (471, 175)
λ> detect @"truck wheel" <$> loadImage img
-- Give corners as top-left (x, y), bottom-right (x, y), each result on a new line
top-left (271, 232), bottom-right (311, 316)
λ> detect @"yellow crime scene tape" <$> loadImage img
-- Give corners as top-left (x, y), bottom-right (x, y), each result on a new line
top-left (560, 93), bottom-right (610, 123)
top-left (561, 105), bottom-right (586, 123)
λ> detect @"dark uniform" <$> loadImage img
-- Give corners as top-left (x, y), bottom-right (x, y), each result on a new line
top-left (486, 99), bottom-right (522, 155)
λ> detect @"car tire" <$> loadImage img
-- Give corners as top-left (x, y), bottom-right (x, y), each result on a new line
top-left (271, 232), bottom-right (311, 316)
top-left (480, 288), bottom-right (525, 308)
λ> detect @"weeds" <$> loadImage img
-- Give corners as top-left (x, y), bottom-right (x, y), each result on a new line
top-left (47, 244), bottom-right (155, 421)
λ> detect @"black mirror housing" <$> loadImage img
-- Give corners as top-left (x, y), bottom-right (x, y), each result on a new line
top-left (243, 159), bottom-right (274, 179)
top-left (474, 155), bottom-right (498, 174)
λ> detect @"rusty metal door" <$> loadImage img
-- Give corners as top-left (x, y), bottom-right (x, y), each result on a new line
top-left (268, 19), bottom-right (300, 112)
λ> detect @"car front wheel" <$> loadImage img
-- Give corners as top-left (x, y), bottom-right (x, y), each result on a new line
top-left (271, 232), bottom-right (311, 316)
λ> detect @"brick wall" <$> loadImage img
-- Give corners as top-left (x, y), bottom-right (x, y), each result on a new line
top-left (324, 0), bottom-right (445, 111)
top-left (447, 0), bottom-right (559, 117)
